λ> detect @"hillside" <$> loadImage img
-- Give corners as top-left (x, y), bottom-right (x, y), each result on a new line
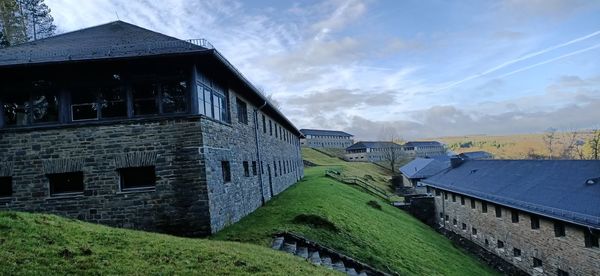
top-left (0, 212), bottom-right (334, 275)
top-left (436, 131), bottom-right (596, 159)
top-left (214, 149), bottom-right (496, 275)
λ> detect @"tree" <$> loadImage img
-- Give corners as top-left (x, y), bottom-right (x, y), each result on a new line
top-left (0, 0), bottom-right (27, 44)
top-left (382, 142), bottom-right (406, 173)
top-left (0, 30), bottom-right (10, 47)
top-left (559, 131), bottom-right (579, 159)
top-left (543, 127), bottom-right (558, 159)
top-left (20, 0), bottom-right (56, 40)
top-left (588, 129), bottom-right (600, 160)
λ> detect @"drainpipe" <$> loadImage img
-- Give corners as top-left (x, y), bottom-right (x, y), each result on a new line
top-left (254, 101), bottom-right (268, 205)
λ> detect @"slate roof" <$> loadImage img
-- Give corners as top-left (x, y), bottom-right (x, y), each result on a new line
top-left (399, 157), bottom-right (450, 179)
top-left (459, 151), bottom-right (493, 159)
top-left (346, 141), bottom-right (403, 151)
top-left (300, 129), bottom-right (353, 137)
top-left (422, 160), bottom-right (600, 229)
top-left (0, 21), bottom-right (210, 67)
top-left (404, 141), bottom-right (443, 147)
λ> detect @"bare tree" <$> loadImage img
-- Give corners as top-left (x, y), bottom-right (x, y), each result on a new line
top-left (543, 127), bottom-right (558, 159)
top-left (588, 129), bottom-right (600, 160)
top-left (559, 131), bottom-right (579, 159)
top-left (382, 142), bottom-right (406, 172)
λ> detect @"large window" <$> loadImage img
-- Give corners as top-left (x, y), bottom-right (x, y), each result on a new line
top-left (161, 81), bottom-right (187, 113)
top-left (48, 172), bottom-right (84, 196)
top-left (132, 83), bottom-right (159, 115)
top-left (2, 91), bottom-right (59, 126)
top-left (0, 177), bottom-right (12, 197)
top-left (99, 87), bottom-right (127, 118)
top-left (72, 87), bottom-right (127, 121)
top-left (198, 84), bottom-right (227, 122)
top-left (119, 166), bottom-right (156, 191)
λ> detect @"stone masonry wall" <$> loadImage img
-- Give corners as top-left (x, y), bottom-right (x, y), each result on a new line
top-left (0, 117), bottom-right (211, 236)
top-left (431, 188), bottom-right (600, 275)
top-left (202, 88), bottom-right (303, 233)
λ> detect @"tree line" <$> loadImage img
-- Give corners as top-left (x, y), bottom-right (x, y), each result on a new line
top-left (535, 128), bottom-right (600, 160)
top-left (0, 0), bottom-right (55, 47)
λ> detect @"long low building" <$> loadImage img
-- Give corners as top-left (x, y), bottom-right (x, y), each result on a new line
top-left (422, 159), bottom-right (600, 275)
top-left (299, 128), bottom-right (353, 149)
top-left (0, 21), bottom-right (303, 236)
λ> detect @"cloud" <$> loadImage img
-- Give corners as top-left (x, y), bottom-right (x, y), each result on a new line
top-left (286, 88), bottom-right (398, 115)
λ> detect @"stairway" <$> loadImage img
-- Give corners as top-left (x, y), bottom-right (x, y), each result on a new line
top-left (272, 233), bottom-right (391, 276)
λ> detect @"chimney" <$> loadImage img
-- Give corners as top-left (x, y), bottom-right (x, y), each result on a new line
top-left (450, 156), bottom-right (464, 168)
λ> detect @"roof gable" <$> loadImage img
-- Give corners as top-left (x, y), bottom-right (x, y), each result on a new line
top-left (0, 21), bottom-right (208, 67)
top-left (400, 158), bottom-right (450, 179)
top-left (422, 160), bottom-right (600, 229)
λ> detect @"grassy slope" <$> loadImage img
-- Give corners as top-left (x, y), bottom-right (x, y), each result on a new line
top-left (214, 150), bottom-right (496, 275)
top-left (0, 212), bottom-right (335, 275)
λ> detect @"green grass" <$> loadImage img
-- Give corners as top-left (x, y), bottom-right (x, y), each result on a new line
top-left (213, 165), bottom-right (497, 275)
top-left (0, 211), bottom-right (336, 275)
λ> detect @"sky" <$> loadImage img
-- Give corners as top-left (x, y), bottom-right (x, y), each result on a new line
top-left (45, 0), bottom-right (600, 140)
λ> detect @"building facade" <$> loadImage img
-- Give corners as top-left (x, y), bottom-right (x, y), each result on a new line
top-left (0, 21), bottom-right (304, 236)
top-left (423, 160), bottom-right (600, 275)
top-left (299, 129), bottom-right (353, 149)
top-left (404, 141), bottom-right (446, 157)
top-left (344, 141), bottom-right (403, 162)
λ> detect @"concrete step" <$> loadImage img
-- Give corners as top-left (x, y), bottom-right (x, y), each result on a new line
top-left (333, 260), bottom-right (346, 273)
top-left (322, 256), bottom-right (333, 269)
top-left (271, 236), bottom-right (284, 250)
top-left (346, 267), bottom-right (358, 276)
top-left (282, 242), bottom-right (297, 255)
top-left (295, 246), bottom-right (309, 259)
top-left (309, 251), bottom-right (321, 265)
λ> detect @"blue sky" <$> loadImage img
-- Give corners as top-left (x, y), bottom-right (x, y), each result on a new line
top-left (46, 0), bottom-right (600, 139)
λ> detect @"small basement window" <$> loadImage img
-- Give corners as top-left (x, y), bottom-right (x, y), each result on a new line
top-left (221, 161), bottom-right (231, 183)
top-left (119, 166), bottom-right (156, 191)
top-left (243, 161), bottom-right (250, 177)
top-left (557, 269), bottom-right (569, 276)
top-left (472, 227), bottom-right (477, 235)
top-left (554, 222), bottom-right (566, 237)
top-left (462, 223), bottom-right (467, 230)
top-left (533, 257), bottom-right (542, 268)
top-left (531, 215), bottom-right (540, 229)
top-left (497, 240), bottom-right (504, 248)
top-left (48, 172), bottom-right (84, 196)
top-left (513, 248), bottom-right (521, 257)
top-left (453, 218), bottom-right (457, 226)
top-left (0, 177), bottom-right (12, 197)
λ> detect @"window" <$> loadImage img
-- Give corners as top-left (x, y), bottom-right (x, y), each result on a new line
top-left (531, 215), bottom-right (540, 229)
top-left (161, 81), bottom-right (187, 113)
top-left (236, 98), bottom-right (248, 124)
top-left (439, 212), bottom-right (444, 219)
top-left (482, 202), bottom-right (488, 213)
top-left (119, 166), bottom-right (156, 190)
top-left (557, 269), bottom-right (569, 276)
top-left (71, 90), bottom-right (99, 121)
top-left (471, 199), bottom-right (476, 209)
top-left (485, 239), bottom-right (489, 246)
top-left (472, 227), bottom-right (477, 235)
top-left (275, 124), bottom-right (278, 138)
top-left (279, 161), bottom-right (282, 175)
top-left (197, 84), bottom-right (227, 121)
top-left (460, 196), bottom-right (465, 205)
top-left (453, 218), bottom-right (457, 226)
top-left (511, 209), bottom-right (519, 223)
top-left (554, 222), bottom-right (565, 237)
top-left (221, 161), bottom-right (231, 183)
top-left (48, 172), bottom-right (84, 196)
top-left (269, 120), bottom-right (273, 135)
top-left (273, 161), bottom-right (277, 176)
top-left (243, 161), bottom-right (250, 177)
top-left (0, 177), bottom-right (12, 197)
top-left (133, 83), bottom-right (159, 115)
top-left (584, 229), bottom-right (599, 248)
top-left (495, 206), bottom-right (502, 217)
top-left (513, 248), bottom-right (521, 257)
top-left (445, 215), bottom-right (449, 221)
top-left (444, 192), bottom-right (448, 200)
top-left (452, 194), bottom-right (456, 202)
top-left (497, 240), bottom-right (504, 249)
top-left (2, 88), bottom-right (59, 126)
top-left (252, 161), bottom-right (257, 176)
top-left (533, 257), bottom-right (542, 268)
top-left (462, 223), bottom-right (466, 230)
top-left (99, 86), bottom-right (127, 118)
top-left (435, 190), bottom-right (441, 196)
top-left (262, 115), bottom-right (266, 133)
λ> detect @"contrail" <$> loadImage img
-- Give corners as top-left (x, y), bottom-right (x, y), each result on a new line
top-left (438, 30), bottom-right (600, 90)
top-left (497, 42), bottom-right (600, 79)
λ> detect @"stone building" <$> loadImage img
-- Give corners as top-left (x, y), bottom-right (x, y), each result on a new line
top-left (0, 21), bottom-right (304, 236)
top-left (399, 156), bottom-right (450, 189)
top-left (344, 141), bottom-right (403, 162)
top-left (422, 159), bottom-right (600, 275)
top-left (299, 129), bottom-right (353, 149)
top-left (403, 141), bottom-right (446, 157)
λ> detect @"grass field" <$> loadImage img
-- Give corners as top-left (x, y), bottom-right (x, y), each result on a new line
top-left (214, 150), bottom-right (497, 275)
top-left (435, 131), bottom-right (596, 159)
top-left (0, 211), bottom-right (334, 275)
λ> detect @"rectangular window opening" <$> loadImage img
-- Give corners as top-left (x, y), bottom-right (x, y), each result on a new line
top-left (470, 199), bottom-right (476, 209)
top-left (495, 206), bottom-right (502, 218)
top-left (554, 222), bottom-right (566, 237)
top-left (513, 248), bottom-right (521, 257)
top-left (482, 202), bottom-right (488, 213)
top-left (472, 227), bottom-right (477, 236)
top-left (511, 209), bottom-right (519, 223)
top-left (48, 172), bottom-right (84, 196)
top-left (0, 177), bottom-right (13, 197)
top-left (243, 161), bottom-right (250, 177)
top-left (460, 196), bottom-right (465, 205)
top-left (252, 161), bottom-right (257, 176)
top-left (119, 166), bottom-right (156, 191)
top-left (221, 161), bottom-right (231, 183)
top-left (531, 215), bottom-right (540, 229)
top-left (236, 98), bottom-right (248, 124)
top-left (533, 257), bottom-right (542, 268)
top-left (497, 240), bottom-right (504, 249)
top-left (584, 229), bottom-right (599, 248)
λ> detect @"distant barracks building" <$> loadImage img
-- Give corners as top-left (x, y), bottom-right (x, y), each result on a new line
top-left (0, 21), bottom-right (303, 236)
top-left (299, 129), bottom-right (354, 149)
top-left (423, 160), bottom-right (600, 275)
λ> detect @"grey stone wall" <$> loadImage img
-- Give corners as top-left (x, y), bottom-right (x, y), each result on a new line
top-left (0, 117), bottom-right (211, 236)
top-left (431, 188), bottom-right (600, 275)
top-left (202, 88), bottom-right (303, 233)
